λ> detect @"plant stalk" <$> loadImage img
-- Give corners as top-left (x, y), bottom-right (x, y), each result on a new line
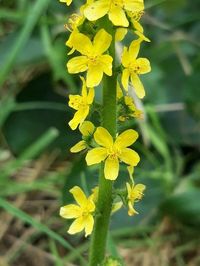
top-left (89, 21), bottom-right (117, 266)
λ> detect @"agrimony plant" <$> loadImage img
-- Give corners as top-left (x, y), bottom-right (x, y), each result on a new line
top-left (59, 0), bottom-right (151, 265)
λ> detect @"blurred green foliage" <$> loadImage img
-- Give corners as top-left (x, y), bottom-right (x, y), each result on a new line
top-left (0, 0), bottom-right (200, 265)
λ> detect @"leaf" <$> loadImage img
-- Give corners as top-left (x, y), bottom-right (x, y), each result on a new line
top-left (161, 189), bottom-right (200, 226)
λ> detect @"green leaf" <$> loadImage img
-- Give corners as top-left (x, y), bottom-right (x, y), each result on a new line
top-left (161, 189), bottom-right (200, 226)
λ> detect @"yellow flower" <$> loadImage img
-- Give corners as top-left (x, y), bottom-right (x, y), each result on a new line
top-left (117, 84), bottom-right (143, 120)
top-left (68, 77), bottom-right (94, 130)
top-left (84, 0), bottom-right (144, 27)
top-left (59, 0), bottom-right (72, 6)
top-left (60, 186), bottom-right (95, 237)
top-left (86, 127), bottom-right (140, 180)
top-left (121, 39), bottom-right (151, 98)
top-left (70, 121), bottom-right (95, 152)
top-left (67, 29), bottom-right (113, 87)
top-left (126, 182), bottom-right (145, 216)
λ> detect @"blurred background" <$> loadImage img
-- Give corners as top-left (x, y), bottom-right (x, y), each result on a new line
top-left (0, 0), bottom-right (200, 265)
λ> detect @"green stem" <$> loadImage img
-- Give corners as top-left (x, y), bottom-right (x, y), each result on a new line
top-left (89, 21), bottom-right (117, 266)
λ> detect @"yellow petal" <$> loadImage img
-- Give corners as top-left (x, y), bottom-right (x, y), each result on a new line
top-left (134, 184), bottom-right (146, 199)
top-left (68, 107), bottom-right (89, 130)
top-left (72, 32), bottom-right (93, 55)
top-left (59, 0), bottom-right (72, 6)
top-left (121, 69), bottom-right (130, 91)
top-left (87, 88), bottom-right (95, 104)
top-left (99, 55), bottom-right (113, 76)
top-left (133, 20), bottom-right (143, 33)
top-left (68, 217), bottom-right (85, 235)
top-left (127, 165), bottom-right (134, 183)
top-left (129, 39), bottom-right (141, 59)
top-left (117, 82), bottom-right (123, 99)
top-left (104, 157), bottom-right (119, 180)
top-left (86, 65), bottom-right (103, 87)
top-left (94, 127), bottom-right (113, 148)
top-left (122, 47), bottom-right (130, 67)
top-left (79, 121), bottom-right (95, 136)
top-left (70, 186), bottom-right (87, 207)
top-left (126, 182), bottom-right (132, 198)
top-left (86, 147), bottom-right (107, 165)
top-left (85, 198), bottom-right (96, 213)
top-left (80, 76), bottom-right (87, 98)
top-left (111, 201), bottom-right (123, 214)
top-left (60, 204), bottom-right (81, 219)
top-left (67, 56), bottom-right (88, 73)
top-left (84, 0), bottom-right (109, 21)
top-left (135, 30), bottom-right (151, 42)
top-left (109, 5), bottom-right (129, 27)
top-left (124, 0), bottom-right (144, 12)
top-left (130, 73), bottom-right (145, 99)
top-left (120, 148), bottom-right (140, 166)
top-left (114, 129), bottom-right (139, 149)
top-left (68, 95), bottom-right (82, 110)
top-left (70, 140), bottom-right (87, 153)
top-left (84, 215), bottom-right (94, 237)
top-left (115, 28), bottom-right (128, 42)
top-left (136, 58), bottom-right (151, 74)
top-left (128, 201), bottom-right (138, 216)
top-left (93, 29), bottom-right (112, 55)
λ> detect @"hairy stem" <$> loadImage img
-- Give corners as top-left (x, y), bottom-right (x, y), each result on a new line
top-left (89, 20), bottom-right (117, 266)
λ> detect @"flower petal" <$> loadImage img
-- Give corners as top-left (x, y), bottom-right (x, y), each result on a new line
top-left (69, 186), bottom-right (87, 207)
top-left (86, 147), bottom-right (107, 165)
top-left (120, 148), bottom-right (140, 166)
top-left (136, 58), bottom-right (151, 74)
top-left (104, 157), bottom-right (119, 180)
top-left (67, 56), bottom-right (88, 73)
top-left (68, 106), bottom-right (89, 130)
top-left (68, 95), bottom-right (82, 110)
top-left (111, 201), bottom-right (123, 214)
top-left (94, 127), bottom-right (113, 148)
top-left (84, 215), bottom-right (94, 237)
top-left (72, 32), bottom-right (93, 55)
top-left (121, 68), bottom-right (130, 91)
top-left (124, 0), bottom-right (144, 12)
top-left (129, 39), bottom-right (141, 59)
top-left (121, 47), bottom-right (130, 67)
top-left (130, 73), bottom-right (145, 99)
top-left (84, 0), bottom-right (109, 21)
top-left (87, 87), bottom-right (95, 104)
top-left (126, 182), bottom-right (132, 198)
top-left (70, 140), bottom-right (87, 153)
top-left (93, 29), bottom-right (112, 55)
top-left (60, 204), bottom-right (81, 219)
top-left (128, 201), bottom-right (138, 216)
top-left (115, 28), bottom-right (128, 42)
top-left (114, 129), bottom-right (139, 149)
top-left (79, 121), bottom-right (95, 136)
top-left (86, 65), bottom-right (103, 87)
top-left (68, 217), bottom-right (85, 235)
top-left (99, 55), bottom-right (113, 76)
top-left (109, 5), bottom-right (129, 27)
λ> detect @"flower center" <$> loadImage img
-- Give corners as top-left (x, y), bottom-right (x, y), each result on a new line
top-left (129, 63), bottom-right (142, 74)
top-left (128, 11), bottom-right (144, 21)
top-left (111, 0), bottom-right (124, 7)
top-left (65, 14), bottom-right (82, 31)
top-left (107, 146), bottom-right (120, 160)
top-left (70, 96), bottom-right (87, 109)
top-left (88, 55), bottom-right (99, 66)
